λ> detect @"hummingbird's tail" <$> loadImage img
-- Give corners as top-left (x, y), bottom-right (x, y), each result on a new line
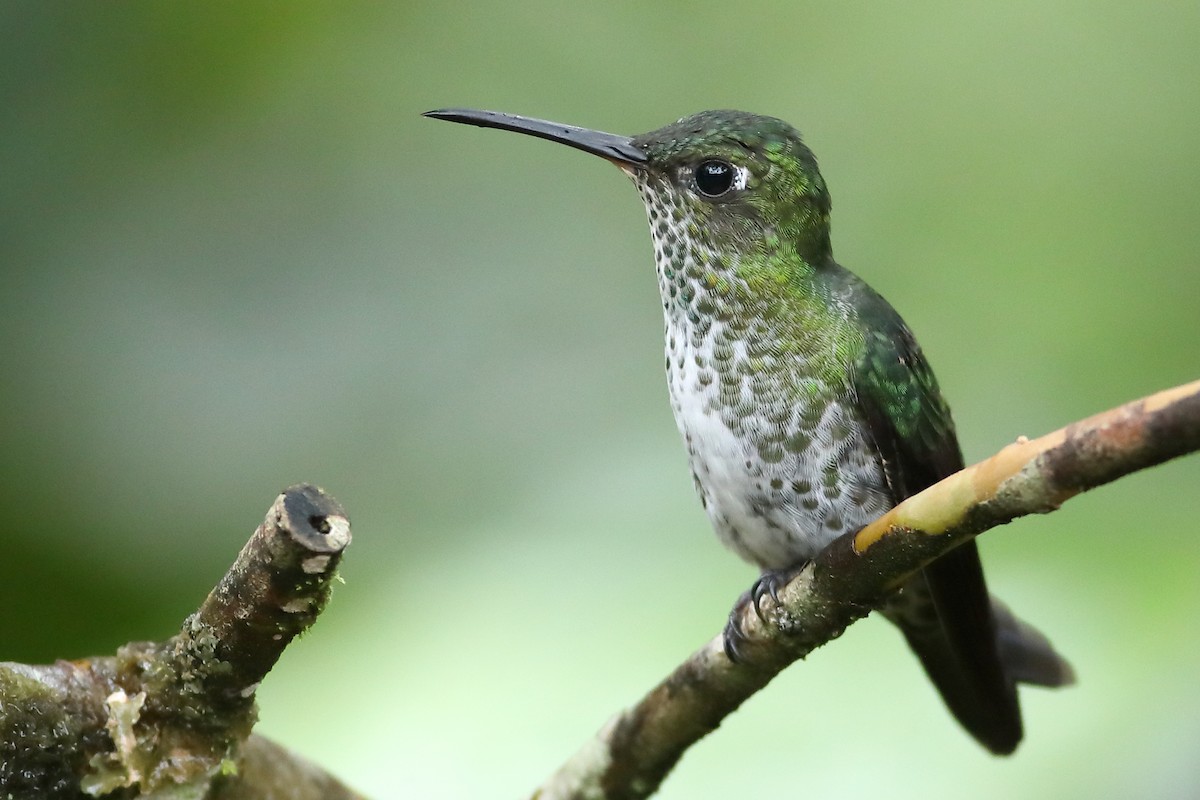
top-left (884, 543), bottom-right (1074, 755)
top-left (988, 596), bottom-right (1076, 688)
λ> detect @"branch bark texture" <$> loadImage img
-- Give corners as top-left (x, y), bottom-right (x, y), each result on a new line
top-left (530, 379), bottom-right (1200, 800)
top-left (0, 484), bottom-right (362, 800)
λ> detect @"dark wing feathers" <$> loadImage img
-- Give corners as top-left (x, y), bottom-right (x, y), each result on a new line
top-left (854, 322), bottom-right (963, 493)
top-left (850, 287), bottom-right (1023, 754)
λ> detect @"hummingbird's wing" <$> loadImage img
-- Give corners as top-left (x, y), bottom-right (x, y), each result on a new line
top-left (851, 304), bottom-right (1023, 755)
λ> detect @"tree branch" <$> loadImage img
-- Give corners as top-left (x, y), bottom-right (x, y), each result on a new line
top-left (0, 484), bottom-right (364, 799)
top-left (530, 379), bottom-right (1200, 800)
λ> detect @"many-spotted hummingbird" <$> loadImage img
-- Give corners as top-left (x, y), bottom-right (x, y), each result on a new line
top-left (424, 108), bottom-right (1073, 754)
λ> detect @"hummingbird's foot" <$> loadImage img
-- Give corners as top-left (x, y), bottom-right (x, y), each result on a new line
top-left (722, 597), bottom-right (753, 663)
top-left (722, 564), bottom-right (809, 663)
top-left (750, 569), bottom-right (792, 620)
top-left (750, 564), bottom-right (811, 621)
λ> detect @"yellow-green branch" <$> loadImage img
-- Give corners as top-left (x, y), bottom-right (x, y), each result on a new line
top-left (530, 379), bottom-right (1200, 800)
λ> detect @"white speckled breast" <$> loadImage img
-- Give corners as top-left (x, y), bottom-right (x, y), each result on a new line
top-left (634, 175), bottom-right (892, 571)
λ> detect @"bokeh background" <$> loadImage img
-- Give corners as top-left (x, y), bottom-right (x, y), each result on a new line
top-left (3, 2), bottom-right (1199, 798)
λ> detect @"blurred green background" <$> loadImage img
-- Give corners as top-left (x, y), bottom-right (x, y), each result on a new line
top-left (2, 2), bottom-right (1199, 798)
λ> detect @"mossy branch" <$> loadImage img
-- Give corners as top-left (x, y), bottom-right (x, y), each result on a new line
top-left (530, 379), bottom-right (1200, 800)
top-left (0, 484), bottom-right (364, 800)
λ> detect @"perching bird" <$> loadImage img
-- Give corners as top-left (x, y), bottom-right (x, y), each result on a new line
top-left (425, 107), bottom-right (1074, 754)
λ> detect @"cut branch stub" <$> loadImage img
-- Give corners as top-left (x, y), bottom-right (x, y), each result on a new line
top-left (0, 483), bottom-right (360, 799)
top-left (192, 483), bottom-right (352, 701)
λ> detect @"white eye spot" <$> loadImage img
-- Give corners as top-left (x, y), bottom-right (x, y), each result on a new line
top-left (732, 166), bottom-right (750, 191)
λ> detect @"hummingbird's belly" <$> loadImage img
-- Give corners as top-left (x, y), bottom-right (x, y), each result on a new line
top-left (669, 372), bottom-right (893, 571)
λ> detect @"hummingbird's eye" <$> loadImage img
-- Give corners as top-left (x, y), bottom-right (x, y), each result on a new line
top-left (694, 160), bottom-right (735, 198)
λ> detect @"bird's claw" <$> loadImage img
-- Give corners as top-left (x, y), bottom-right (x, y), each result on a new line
top-left (750, 571), bottom-right (787, 621)
top-left (721, 565), bottom-right (807, 663)
top-left (722, 607), bottom-right (750, 663)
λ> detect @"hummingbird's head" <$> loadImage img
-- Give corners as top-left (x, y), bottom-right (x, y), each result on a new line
top-left (423, 108), bottom-right (833, 262)
top-left (628, 110), bottom-right (831, 262)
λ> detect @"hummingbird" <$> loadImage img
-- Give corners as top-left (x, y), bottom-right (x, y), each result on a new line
top-left (424, 107), bottom-right (1074, 754)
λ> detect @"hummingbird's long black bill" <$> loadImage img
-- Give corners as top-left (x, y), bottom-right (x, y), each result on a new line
top-left (423, 108), bottom-right (648, 166)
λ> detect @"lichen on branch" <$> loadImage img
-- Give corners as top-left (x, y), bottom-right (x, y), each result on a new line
top-left (0, 484), bottom-right (363, 800)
